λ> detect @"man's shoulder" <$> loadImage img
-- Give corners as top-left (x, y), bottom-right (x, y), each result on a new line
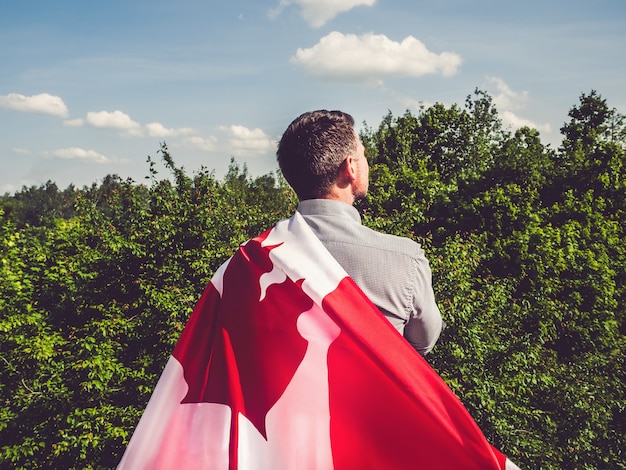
top-left (358, 224), bottom-right (423, 257)
top-left (295, 200), bottom-right (424, 258)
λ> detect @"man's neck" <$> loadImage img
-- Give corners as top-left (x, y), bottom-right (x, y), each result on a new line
top-left (320, 187), bottom-right (355, 205)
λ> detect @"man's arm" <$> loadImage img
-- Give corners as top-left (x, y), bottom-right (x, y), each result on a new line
top-left (404, 250), bottom-right (444, 355)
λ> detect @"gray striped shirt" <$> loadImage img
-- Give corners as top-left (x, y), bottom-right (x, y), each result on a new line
top-left (297, 199), bottom-right (443, 355)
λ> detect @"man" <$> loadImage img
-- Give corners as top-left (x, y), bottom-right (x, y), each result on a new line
top-left (277, 109), bottom-right (443, 355)
top-left (118, 111), bottom-right (517, 470)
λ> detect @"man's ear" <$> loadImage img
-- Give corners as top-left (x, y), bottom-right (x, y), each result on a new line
top-left (342, 154), bottom-right (358, 181)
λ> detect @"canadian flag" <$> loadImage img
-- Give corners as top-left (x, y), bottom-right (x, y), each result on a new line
top-left (118, 212), bottom-right (519, 469)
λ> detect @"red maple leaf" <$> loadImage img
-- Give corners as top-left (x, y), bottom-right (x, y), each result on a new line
top-left (172, 230), bottom-right (310, 464)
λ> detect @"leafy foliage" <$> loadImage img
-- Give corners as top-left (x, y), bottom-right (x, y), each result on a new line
top-left (0, 151), bottom-right (296, 468)
top-left (1, 91), bottom-right (624, 469)
top-left (360, 90), bottom-right (625, 469)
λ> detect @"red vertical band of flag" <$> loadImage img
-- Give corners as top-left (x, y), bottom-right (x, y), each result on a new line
top-left (118, 213), bottom-right (516, 469)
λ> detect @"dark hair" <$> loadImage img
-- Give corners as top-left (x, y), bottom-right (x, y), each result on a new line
top-left (277, 110), bottom-right (356, 200)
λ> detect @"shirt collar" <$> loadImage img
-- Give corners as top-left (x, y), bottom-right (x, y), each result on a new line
top-left (296, 199), bottom-right (361, 224)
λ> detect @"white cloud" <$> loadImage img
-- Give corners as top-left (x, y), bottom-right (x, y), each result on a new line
top-left (63, 118), bottom-right (84, 127)
top-left (220, 125), bottom-right (276, 155)
top-left (12, 147), bottom-right (32, 155)
top-left (487, 76), bottom-right (528, 110)
top-left (501, 110), bottom-right (551, 134)
top-left (86, 110), bottom-right (142, 136)
top-left (270, 0), bottom-right (376, 28)
top-left (0, 93), bottom-right (69, 117)
top-left (292, 32), bottom-right (462, 82)
top-left (486, 77), bottom-right (550, 133)
top-left (186, 135), bottom-right (218, 152)
top-left (48, 147), bottom-right (115, 164)
top-left (146, 122), bottom-right (194, 138)
top-left (84, 112), bottom-right (195, 139)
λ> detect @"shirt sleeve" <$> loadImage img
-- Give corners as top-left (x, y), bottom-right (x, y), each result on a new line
top-left (403, 247), bottom-right (443, 355)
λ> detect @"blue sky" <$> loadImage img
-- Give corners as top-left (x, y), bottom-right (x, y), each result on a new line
top-left (1, 0), bottom-right (624, 193)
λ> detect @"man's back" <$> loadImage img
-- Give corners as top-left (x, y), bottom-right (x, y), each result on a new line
top-left (297, 199), bottom-right (443, 355)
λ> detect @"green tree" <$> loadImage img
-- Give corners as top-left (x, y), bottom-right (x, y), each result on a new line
top-left (361, 90), bottom-right (625, 468)
top-left (1, 181), bottom-right (77, 227)
top-left (1, 92), bottom-right (624, 469)
top-left (0, 145), bottom-right (295, 468)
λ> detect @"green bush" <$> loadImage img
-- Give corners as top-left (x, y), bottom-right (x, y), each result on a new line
top-left (1, 91), bottom-right (624, 468)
